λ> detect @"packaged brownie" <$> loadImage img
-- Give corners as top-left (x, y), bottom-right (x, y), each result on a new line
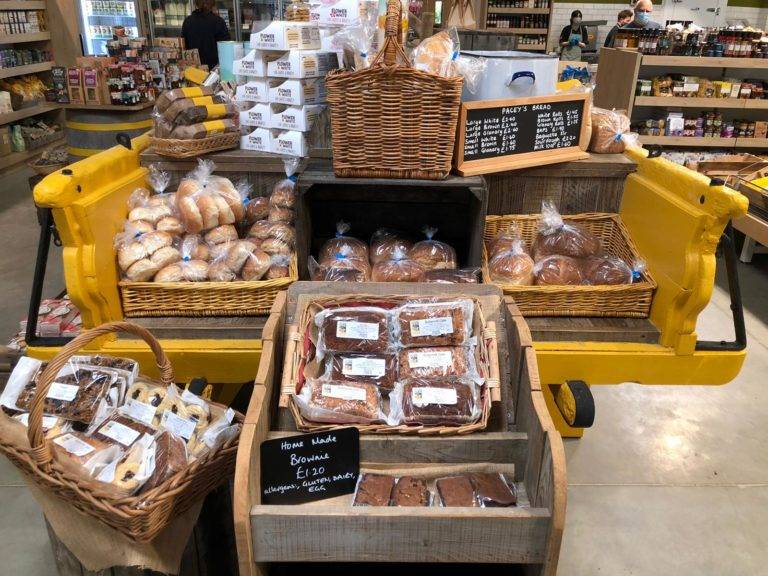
top-left (352, 473), bottom-right (396, 506)
top-left (294, 380), bottom-right (385, 425)
top-left (315, 306), bottom-right (393, 357)
top-left (469, 472), bottom-right (517, 507)
top-left (323, 353), bottom-right (397, 392)
top-left (436, 475), bottom-right (478, 507)
top-left (391, 475), bottom-right (431, 506)
top-left (394, 300), bottom-right (473, 348)
top-left (398, 346), bottom-right (478, 381)
top-left (389, 378), bottom-right (479, 427)
top-left (89, 412), bottom-right (156, 449)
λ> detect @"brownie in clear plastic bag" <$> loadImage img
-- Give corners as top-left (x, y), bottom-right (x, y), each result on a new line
top-left (315, 306), bottom-right (392, 356)
top-left (533, 201), bottom-right (602, 259)
top-left (469, 472), bottom-right (517, 507)
top-left (394, 299), bottom-right (473, 348)
top-left (397, 346), bottom-right (475, 380)
top-left (389, 378), bottom-right (479, 426)
top-left (294, 380), bottom-right (385, 425)
top-left (353, 473), bottom-right (395, 506)
top-left (324, 353), bottom-right (397, 392)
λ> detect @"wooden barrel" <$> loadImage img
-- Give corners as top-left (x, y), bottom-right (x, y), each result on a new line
top-left (65, 108), bottom-right (152, 158)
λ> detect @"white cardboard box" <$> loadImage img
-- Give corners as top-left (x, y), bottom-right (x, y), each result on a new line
top-left (250, 21), bottom-right (321, 51)
top-left (233, 49), bottom-right (281, 77)
top-left (270, 104), bottom-right (323, 131)
top-left (240, 102), bottom-right (272, 127)
top-left (240, 127), bottom-right (273, 152)
top-left (235, 79), bottom-right (270, 103)
top-left (269, 78), bottom-right (326, 105)
top-left (267, 50), bottom-right (339, 79)
top-left (271, 129), bottom-right (309, 157)
top-left (310, 0), bottom-right (371, 26)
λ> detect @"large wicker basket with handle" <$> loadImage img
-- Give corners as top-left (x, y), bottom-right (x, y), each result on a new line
top-left (483, 213), bottom-right (657, 317)
top-left (0, 321), bottom-right (243, 542)
top-left (325, 0), bottom-right (463, 180)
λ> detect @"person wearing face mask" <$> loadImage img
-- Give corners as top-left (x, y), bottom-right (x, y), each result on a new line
top-left (625, 0), bottom-right (661, 30)
top-left (559, 10), bottom-right (588, 61)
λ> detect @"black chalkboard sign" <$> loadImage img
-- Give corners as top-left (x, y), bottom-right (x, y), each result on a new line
top-left (454, 93), bottom-right (590, 176)
top-left (260, 428), bottom-right (360, 505)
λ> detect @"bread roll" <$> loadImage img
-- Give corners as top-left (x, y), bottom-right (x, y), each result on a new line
top-left (204, 224), bottom-right (238, 246)
top-left (148, 204), bottom-right (173, 222)
top-left (131, 221), bottom-right (155, 235)
top-left (413, 30), bottom-right (454, 75)
top-left (370, 229), bottom-right (413, 265)
top-left (269, 181), bottom-right (296, 208)
top-left (213, 195), bottom-right (235, 226)
top-left (208, 260), bottom-right (236, 282)
top-left (209, 242), bottom-right (230, 261)
top-left (534, 255), bottom-right (583, 286)
top-left (150, 246), bottom-right (181, 269)
top-left (582, 256), bottom-right (632, 285)
top-left (489, 251), bottom-right (534, 285)
top-left (242, 250), bottom-right (271, 281)
top-left (181, 260), bottom-right (209, 282)
top-left (128, 206), bottom-right (157, 224)
top-left (248, 220), bottom-right (273, 240)
top-left (192, 241), bottom-right (210, 262)
top-left (261, 237), bottom-right (292, 256)
top-left (147, 193), bottom-right (175, 208)
top-left (156, 216), bottom-right (183, 236)
top-left (408, 239), bottom-right (457, 271)
top-left (178, 195), bottom-right (204, 233)
top-left (118, 241), bottom-right (147, 272)
top-left (266, 264), bottom-right (289, 279)
top-left (140, 231), bottom-right (173, 256)
top-left (225, 240), bottom-right (256, 273)
top-left (245, 196), bottom-right (269, 224)
top-left (266, 223), bottom-right (295, 246)
top-left (128, 187), bottom-right (150, 209)
top-left (176, 178), bottom-right (202, 200)
top-left (371, 258), bottom-right (425, 282)
top-left (209, 176), bottom-right (245, 222)
top-left (197, 195), bottom-right (219, 231)
top-left (155, 263), bottom-right (184, 282)
top-left (268, 206), bottom-right (295, 224)
top-left (126, 258), bottom-right (159, 281)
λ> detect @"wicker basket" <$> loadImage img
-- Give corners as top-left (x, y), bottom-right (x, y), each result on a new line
top-left (0, 321), bottom-right (243, 542)
top-left (325, 0), bottom-right (463, 180)
top-left (280, 295), bottom-right (501, 435)
top-left (119, 254), bottom-right (298, 317)
top-left (149, 132), bottom-right (239, 158)
top-left (483, 213), bottom-right (656, 318)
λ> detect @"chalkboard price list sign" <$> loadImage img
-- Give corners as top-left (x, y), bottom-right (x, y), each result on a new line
top-left (455, 93), bottom-right (590, 176)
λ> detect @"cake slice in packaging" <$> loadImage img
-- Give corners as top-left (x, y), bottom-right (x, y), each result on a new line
top-left (435, 475), bottom-right (479, 507)
top-left (352, 473), bottom-right (396, 506)
top-left (388, 378), bottom-right (480, 427)
top-left (188, 402), bottom-right (239, 460)
top-left (12, 412), bottom-right (69, 440)
top-left (96, 433), bottom-right (156, 495)
top-left (293, 379), bottom-right (386, 425)
top-left (397, 346), bottom-right (481, 382)
top-left (52, 430), bottom-right (123, 476)
top-left (89, 411), bottom-right (156, 449)
top-left (139, 430), bottom-right (189, 493)
top-left (468, 472), bottom-right (517, 507)
top-left (314, 306), bottom-right (392, 358)
top-left (394, 299), bottom-right (474, 348)
top-left (323, 352), bottom-right (397, 392)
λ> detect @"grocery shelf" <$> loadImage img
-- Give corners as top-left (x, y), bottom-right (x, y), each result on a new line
top-left (634, 96), bottom-right (751, 109)
top-left (0, 31), bottom-right (51, 43)
top-left (638, 135), bottom-right (768, 149)
top-left (487, 7), bottom-right (549, 13)
top-left (0, 102), bottom-right (60, 126)
top-left (641, 55), bottom-right (768, 69)
top-left (0, 132), bottom-right (64, 173)
top-left (0, 0), bottom-right (46, 8)
top-left (0, 61), bottom-right (53, 80)
top-left (735, 138), bottom-right (768, 149)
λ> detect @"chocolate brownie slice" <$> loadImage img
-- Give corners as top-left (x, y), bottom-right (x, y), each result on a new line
top-left (469, 473), bottom-right (517, 507)
top-left (353, 473), bottom-right (395, 506)
top-left (436, 475), bottom-right (478, 507)
top-left (391, 476), bottom-right (430, 506)
top-left (401, 379), bottom-right (476, 426)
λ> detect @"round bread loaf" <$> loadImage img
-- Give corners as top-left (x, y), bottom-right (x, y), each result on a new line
top-left (408, 239), bottom-right (457, 271)
top-left (582, 256), bottom-right (632, 285)
top-left (371, 258), bottom-right (425, 282)
top-left (269, 181), bottom-right (296, 209)
top-left (266, 264), bottom-right (289, 279)
top-left (242, 250), bottom-right (271, 281)
top-left (225, 241), bottom-right (256, 273)
top-left (126, 258), bottom-right (159, 282)
top-left (155, 263), bottom-right (184, 282)
top-left (370, 230), bottom-right (413, 265)
top-left (534, 255), bottom-right (583, 285)
top-left (319, 236), bottom-right (368, 265)
top-left (267, 206), bottom-right (295, 224)
top-left (534, 223), bottom-right (602, 259)
top-left (208, 260), bottom-right (236, 282)
top-left (489, 230), bottom-right (528, 258)
top-left (204, 224), bottom-right (238, 246)
top-left (489, 251), bottom-right (535, 285)
top-left (150, 246), bottom-right (181, 269)
top-left (245, 197), bottom-right (270, 224)
top-left (248, 220), bottom-right (273, 240)
top-left (266, 223), bottom-right (295, 246)
top-left (156, 216), bottom-right (183, 236)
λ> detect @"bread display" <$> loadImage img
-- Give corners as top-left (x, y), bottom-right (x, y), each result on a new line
top-left (423, 268), bottom-right (480, 284)
top-left (582, 256), bottom-right (633, 285)
top-left (408, 227), bottom-right (457, 271)
top-left (353, 473), bottom-right (395, 506)
top-left (311, 266), bottom-right (367, 282)
top-left (395, 301), bottom-right (471, 348)
top-left (391, 476), bottom-right (430, 506)
top-left (436, 475), bottom-right (478, 507)
top-left (534, 255), bottom-right (584, 286)
top-left (370, 229), bottom-right (413, 265)
top-left (92, 414), bottom-right (155, 448)
top-left (398, 346), bottom-right (470, 380)
top-left (397, 379), bottom-right (476, 426)
top-left (317, 307), bottom-right (391, 355)
top-left (297, 380), bottom-right (383, 424)
top-left (245, 196), bottom-right (270, 224)
top-left (489, 249), bottom-right (535, 285)
top-left (370, 248), bottom-right (425, 282)
top-left (318, 222), bottom-right (369, 265)
top-left (469, 473), bottom-right (517, 507)
top-left (326, 353), bottom-right (397, 392)
top-left (140, 431), bottom-right (188, 493)
top-left (533, 201), bottom-right (602, 259)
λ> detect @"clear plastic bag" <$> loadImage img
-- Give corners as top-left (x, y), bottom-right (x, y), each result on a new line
top-left (52, 430), bottom-right (123, 476)
top-left (371, 246), bottom-right (425, 282)
top-left (310, 246), bottom-right (371, 281)
top-left (352, 473), bottom-right (396, 506)
top-left (488, 239), bottom-right (535, 286)
top-left (265, 253), bottom-right (291, 280)
top-left (469, 472), bottom-right (517, 507)
top-left (293, 379), bottom-right (386, 425)
top-left (176, 159), bottom-right (240, 234)
top-left (155, 235), bottom-right (209, 282)
top-left (533, 255), bottom-right (584, 286)
top-left (408, 227), bottom-right (457, 271)
top-left (370, 229), bottom-right (413, 265)
top-left (394, 299), bottom-right (474, 348)
top-left (319, 221), bottom-right (369, 265)
top-left (322, 353), bottom-right (397, 392)
top-left (589, 107), bottom-right (639, 154)
top-left (137, 430), bottom-right (188, 493)
top-left (315, 306), bottom-right (392, 357)
top-left (388, 378), bottom-right (480, 427)
top-left (533, 201), bottom-right (602, 259)
top-left (95, 433), bottom-right (156, 494)
top-left (423, 268), bottom-right (480, 284)
top-left (411, 27), bottom-right (486, 93)
top-left (241, 244), bottom-right (272, 281)
top-left (488, 225), bottom-right (528, 258)
top-left (189, 404), bottom-right (239, 459)
top-left (581, 255), bottom-right (633, 285)
top-left (397, 346), bottom-right (479, 381)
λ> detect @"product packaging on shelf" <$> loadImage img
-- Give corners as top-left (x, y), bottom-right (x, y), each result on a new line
top-left (267, 50), bottom-right (340, 78)
top-left (310, 0), bottom-right (373, 26)
top-left (239, 102), bottom-right (272, 127)
top-left (269, 78), bottom-right (326, 105)
top-left (240, 126), bottom-right (273, 151)
top-left (270, 129), bottom-right (310, 156)
top-left (235, 78), bottom-right (270, 103)
top-left (233, 49), bottom-right (280, 77)
top-left (270, 104), bottom-right (323, 131)
top-left (250, 21), bottom-right (321, 51)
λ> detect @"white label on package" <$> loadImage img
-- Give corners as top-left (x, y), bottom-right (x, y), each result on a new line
top-left (411, 387), bottom-right (458, 407)
top-left (321, 383), bottom-right (367, 402)
top-left (160, 410), bottom-right (196, 440)
top-left (408, 350), bottom-right (453, 369)
top-left (683, 82), bottom-right (699, 93)
top-left (342, 357), bottom-right (386, 377)
top-left (16, 413), bottom-right (59, 429)
top-left (126, 400), bottom-right (157, 426)
top-left (410, 316), bottom-right (454, 337)
top-left (99, 420), bottom-right (141, 446)
top-left (335, 320), bottom-right (379, 340)
top-left (46, 382), bottom-right (79, 402)
top-left (54, 434), bottom-right (95, 457)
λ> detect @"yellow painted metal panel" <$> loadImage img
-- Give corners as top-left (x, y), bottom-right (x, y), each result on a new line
top-left (66, 119), bottom-right (153, 132)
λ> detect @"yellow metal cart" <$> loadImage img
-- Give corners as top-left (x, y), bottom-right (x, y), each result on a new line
top-left (27, 136), bottom-right (749, 436)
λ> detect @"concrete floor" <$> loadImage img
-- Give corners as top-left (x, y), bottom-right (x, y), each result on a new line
top-left (0, 165), bottom-right (767, 574)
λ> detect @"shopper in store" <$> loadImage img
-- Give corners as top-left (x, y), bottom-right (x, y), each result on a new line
top-left (182, 0), bottom-right (230, 69)
top-left (558, 10), bottom-right (588, 61)
top-left (604, 9), bottom-right (634, 47)
top-left (624, 0), bottom-right (661, 30)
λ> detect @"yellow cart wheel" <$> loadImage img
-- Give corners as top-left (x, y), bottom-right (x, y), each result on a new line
top-left (554, 380), bottom-right (595, 429)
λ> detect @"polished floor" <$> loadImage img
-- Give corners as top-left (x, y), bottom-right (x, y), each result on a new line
top-left (0, 166), bottom-right (767, 575)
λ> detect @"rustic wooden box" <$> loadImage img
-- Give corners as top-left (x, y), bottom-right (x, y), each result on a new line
top-left (234, 283), bottom-right (566, 576)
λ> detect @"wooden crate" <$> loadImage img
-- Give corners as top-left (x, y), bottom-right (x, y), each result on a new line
top-left (234, 284), bottom-right (566, 576)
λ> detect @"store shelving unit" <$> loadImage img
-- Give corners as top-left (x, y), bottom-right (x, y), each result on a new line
top-left (595, 47), bottom-right (768, 149)
top-left (477, 0), bottom-right (552, 52)
top-left (0, 0), bottom-right (63, 173)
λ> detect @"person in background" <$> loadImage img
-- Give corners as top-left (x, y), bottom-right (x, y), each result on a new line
top-left (559, 10), bottom-right (588, 61)
top-left (625, 0), bottom-right (661, 30)
top-left (182, 0), bottom-right (230, 69)
top-left (605, 9), bottom-right (634, 47)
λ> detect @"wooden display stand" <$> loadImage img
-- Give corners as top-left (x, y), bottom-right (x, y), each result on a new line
top-left (234, 285), bottom-right (566, 576)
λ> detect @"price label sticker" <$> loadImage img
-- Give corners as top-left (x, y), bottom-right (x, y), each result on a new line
top-left (46, 382), bottom-right (79, 402)
top-left (336, 321), bottom-right (379, 341)
top-left (341, 357), bottom-right (386, 377)
top-left (54, 433), bottom-right (95, 457)
top-left (408, 350), bottom-right (453, 369)
top-left (160, 410), bottom-right (196, 440)
top-left (410, 316), bottom-right (454, 337)
top-left (411, 386), bottom-right (458, 407)
top-left (321, 384), bottom-right (367, 402)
